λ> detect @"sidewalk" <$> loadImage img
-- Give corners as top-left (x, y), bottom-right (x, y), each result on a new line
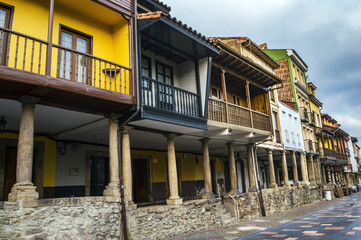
top-left (165, 194), bottom-right (348, 240)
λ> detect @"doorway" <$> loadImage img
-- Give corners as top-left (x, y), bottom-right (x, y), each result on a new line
top-left (133, 158), bottom-right (151, 203)
top-left (3, 146), bottom-right (17, 201)
top-left (90, 156), bottom-right (109, 196)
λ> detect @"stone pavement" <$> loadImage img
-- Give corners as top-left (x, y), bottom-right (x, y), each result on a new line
top-left (236, 191), bottom-right (361, 240)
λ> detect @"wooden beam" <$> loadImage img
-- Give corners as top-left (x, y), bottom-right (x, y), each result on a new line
top-left (212, 62), bottom-right (266, 90)
top-left (221, 69), bottom-right (228, 102)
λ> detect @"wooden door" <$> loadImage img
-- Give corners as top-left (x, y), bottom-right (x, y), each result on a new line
top-left (133, 159), bottom-right (150, 203)
top-left (90, 157), bottom-right (109, 196)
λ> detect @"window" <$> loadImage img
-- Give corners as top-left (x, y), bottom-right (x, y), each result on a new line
top-left (211, 87), bottom-right (222, 100)
top-left (58, 26), bottom-right (91, 83)
top-left (272, 111), bottom-right (281, 143)
top-left (156, 61), bottom-right (173, 85)
top-left (0, 4), bottom-right (13, 65)
top-left (285, 129), bottom-right (290, 143)
top-left (141, 55), bottom-right (151, 78)
top-left (156, 61), bottom-right (173, 108)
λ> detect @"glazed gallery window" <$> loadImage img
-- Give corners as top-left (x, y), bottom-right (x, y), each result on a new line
top-left (0, 4), bottom-right (12, 65)
top-left (156, 61), bottom-right (173, 108)
top-left (156, 61), bottom-right (173, 85)
top-left (58, 27), bottom-right (91, 83)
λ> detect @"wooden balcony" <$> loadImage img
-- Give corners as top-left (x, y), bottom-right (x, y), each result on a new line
top-left (0, 27), bottom-right (134, 114)
top-left (208, 98), bottom-right (271, 132)
top-left (323, 148), bottom-right (348, 161)
top-left (141, 77), bottom-right (201, 118)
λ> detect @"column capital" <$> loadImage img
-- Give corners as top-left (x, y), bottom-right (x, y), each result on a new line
top-left (122, 125), bottom-right (133, 134)
top-left (199, 138), bottom-right (210, 144)
top-left (280, 150), bottom-right (287, 154)
top-left (165, 133), bottom-right (177, 140)
top-left (266, 148), bottom-right (273, 154)
top-left (226, 141), bottom-right (234, 147)
top-left (19, 95), bottom-right (41, 105)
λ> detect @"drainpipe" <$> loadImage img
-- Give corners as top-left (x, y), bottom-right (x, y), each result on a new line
top-left (252, 144), bottom-right (266, 216)
top-left (118, 2), bottom-right (140, 240)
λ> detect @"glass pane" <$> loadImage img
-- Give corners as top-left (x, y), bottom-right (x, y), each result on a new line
top-left (61, 32), bottom-right (73, 48)
top-left (165, 67), bottom-right (171, 77)
top-left (76, 37), bottom-right (87, 53)
top-left (157, 73), bottom-right (164, 83)
top-left (0, 10), bottom-right (6, 28)
top-left (97, 160), bottom-right (105, 182)
top-left (157, 64), bottom-right (163, 75)
top-left (76, 37), bottom-right (88, 83)
top-left (165, 76), bottom-right (171, 85)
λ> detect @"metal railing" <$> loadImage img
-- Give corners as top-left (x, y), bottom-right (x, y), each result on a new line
top-left (141, 77), bottom-right (200, 117)
top-left (0, 27), bottom-right (132, 94)
top-left (208, 98), bottom-right (271, 132)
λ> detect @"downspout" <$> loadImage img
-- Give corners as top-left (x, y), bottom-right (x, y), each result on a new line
top-left (252, 144), bottom-right (266, 216)
top-left (119, 2), bottom-right (140, 240)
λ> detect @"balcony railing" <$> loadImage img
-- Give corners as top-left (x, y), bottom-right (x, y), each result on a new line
top-left (300, 107), bottom-right (308, 123)
top-left (304, 139), bottom-right (313, 153)
top-left (0, 27), bottom-right (131, 94)
top-left (141, 77), bottom-right (200, 117)
top-left (323, 148), bottom-right (348, 161)
top-left (208, 98), bottom-right (271, 132)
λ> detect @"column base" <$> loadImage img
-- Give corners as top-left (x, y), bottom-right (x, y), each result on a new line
top-left (293, 181), bottom-right (300, 187)
top-left (8, 182), bottom-right (39, 201)
top-left (166, 197), bottom-right (183, 205)
top-left (103, 182), bottom-right (120, 197)
top-left (283, 183), bottom-right (291, 188)
top-left (228, 189), bottom-right (241, 195)
top-left (247, 187), bottom-right (257, 193)
top-left (268, 183), bottom-right (278, 188)
top-left (202, 192), bottom-right (215, 199)
top-left (302, 180), bottom-right (310, 186)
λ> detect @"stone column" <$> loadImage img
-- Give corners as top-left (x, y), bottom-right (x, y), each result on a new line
top-left (267, 149), bottom-right (278, 188)
top-left (104, 119), bottom-right (120, 197)
top-left (247, 144), bottom-right (257, 192)
top-left (331, 170), bottom-right (336, 184)
top-left (307, 155), bottom-right (316, 186)
top-left (227, 142), bottom-right (239, 195)
top-left (200, 138), bottom-right (214, 199)
top-left (166, 134), bottom-right (182, 205)
top-left (299, 152), bottom-right (309, 185)
top-left (121, 126), bottom-right (133, 203)
top-left (9, 96), bottom-right (40, 201)
top-left (292, 151), bottom-right (299, 186)
top-left (313, 157), bottom-right (322, 186)
top-left (281, 151), bottom-right (290, 187)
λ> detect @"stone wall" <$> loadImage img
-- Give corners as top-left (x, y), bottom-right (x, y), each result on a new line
top-left (231, 186), bottom-right (323, 220)
top-left (0, 197), bottom-right (122, 240)
top-left (262, 186), bottom-right (322, 216)
top-left (128, 199), bottom-right (224, 240)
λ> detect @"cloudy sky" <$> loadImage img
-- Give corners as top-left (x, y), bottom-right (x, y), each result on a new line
top-left (163, 0), bottom-right (361, 139)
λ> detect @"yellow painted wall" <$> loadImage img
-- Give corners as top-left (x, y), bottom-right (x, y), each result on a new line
top-left (0, 133), bottom-right (56, 187)
top-left (3, 0), bottom-right (130, 93)
top-left (131, 150), bottom-right (213, 183)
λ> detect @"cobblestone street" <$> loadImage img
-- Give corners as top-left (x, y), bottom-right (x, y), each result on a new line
top-left (236, 191), bottom-right (361, 240)
top-left (168, 192), bottom-right (361, 240)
